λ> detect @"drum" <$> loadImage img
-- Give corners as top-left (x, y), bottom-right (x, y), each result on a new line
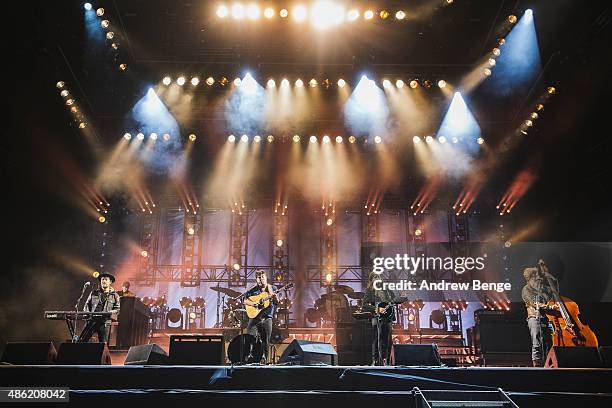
top-left (227, 333), bottom-right (262, 364)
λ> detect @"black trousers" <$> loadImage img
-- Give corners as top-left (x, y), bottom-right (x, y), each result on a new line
top-left (372, 318), bottom-right (393, 365)
top-left (247, 315), bottom-right (273, 363)
top-left (528, 316), bottom-right (553, 365)
top-left (79, 320), bottom-right (111, 343)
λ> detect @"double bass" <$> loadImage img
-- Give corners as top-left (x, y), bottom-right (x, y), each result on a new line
top-left (537, 260), bottom-right (598, 347)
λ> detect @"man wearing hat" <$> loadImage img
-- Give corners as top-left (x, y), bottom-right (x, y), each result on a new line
top-left (81, 272), bottom-right (121, 343)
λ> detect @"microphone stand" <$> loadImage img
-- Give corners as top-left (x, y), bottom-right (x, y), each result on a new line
top-left (73, 282), bottom-right (90, 342)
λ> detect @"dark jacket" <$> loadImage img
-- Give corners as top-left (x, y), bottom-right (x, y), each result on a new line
top-left (363, 287), bottom-right (397, 323)
top-left (84, 288), bottom-right (121, 320)
top-left (522, 271), bottom-right (558, 319)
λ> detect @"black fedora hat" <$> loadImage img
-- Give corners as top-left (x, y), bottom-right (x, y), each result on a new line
top-left (97, 272), bottom-right (116, 283)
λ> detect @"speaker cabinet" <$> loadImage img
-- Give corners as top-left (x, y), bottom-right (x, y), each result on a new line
top-left (56, 342), bottom-right (111, 365)
top-left (544, 346), bottom-right (602, 368)
top-left (124, 343), bottom-right (168, 365)
top-left (278, 339), bottom-right (337, 365)
top-left (1, 342), bottom-right (57, 365)
top-left (598, 346), bottom-right (612, 368)
top-left (169, 335), bottom-right (224, 365)
top-left (391, 344), bottom-right (441, 366)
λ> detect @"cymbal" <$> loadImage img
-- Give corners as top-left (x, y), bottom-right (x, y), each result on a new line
top-left (347, 291), bottom-right (364, 300)
top-left (333, 285), bottom-right (354, 294)
top-left (210, 286), bottom-right (241, 298)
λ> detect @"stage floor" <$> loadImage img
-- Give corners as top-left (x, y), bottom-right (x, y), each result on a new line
top-left (1, 365), bottom-right (611, 407)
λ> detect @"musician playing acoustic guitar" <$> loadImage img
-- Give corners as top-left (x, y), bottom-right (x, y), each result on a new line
top-left (243, 269), bottom-right (279, 364)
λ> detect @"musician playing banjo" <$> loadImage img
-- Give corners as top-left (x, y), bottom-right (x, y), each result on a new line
top-left (242, 269), bottom-right (279, 364)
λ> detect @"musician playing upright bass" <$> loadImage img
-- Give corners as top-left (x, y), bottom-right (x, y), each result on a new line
top-left (242, 269), bottom-right (278, 364)
top-left (81, 272), bottom-right (120, 343)
top-left (521, 261), bottom-right (558, 367)
top-left (363, 272), bottom-right (397, 366)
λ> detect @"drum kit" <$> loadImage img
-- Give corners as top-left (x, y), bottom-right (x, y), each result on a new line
top-left (306, 285), bottom-right (365, 326)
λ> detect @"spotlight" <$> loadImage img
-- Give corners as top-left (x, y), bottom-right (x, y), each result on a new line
top-left (492, 48), bottom-right (501, 56)
top-left (231, 4), bottom-right (245, 19)
top-left (425, 136), bottom-right (433, 144)
top-left (413, 136), bottom-right (421, 144)
top-left (415, 228), bottom-right (422, 236)
top-left (536, 104), bottom-right (544, 111)
top-left (530, 112), bottom-right (539, 119)
top-left (364, 10), bottom-right (374, 20)
top-left (281, 78), bottom-right (289, 87)
top-left (310, 135), bottom-right (317, 143)
top-left (508, 15), bottom-right (517, 24)
top-left (382, 79), bottom-right (391, 88)
top-left (280, 8), bottom-right (288, 18)
top-left (228, 135), bottom-right (236, 142)
top-left (141, 250), bottom-right (148, 258)
top-left (325, 273), bottom-right (333, 283)
top-left (525, 120), bottom-right (533, 127)
top-left (498, 38), bottom-right (506, 46)
top-left (106, 32), bottom-right (114, 40)
top-left (396, 79), bottom-right (405, 88)
top-left (65, 98), bottom-right (74, 106)
top-left (483, 68), bottom-right (492, 76)
top-left (438, 136), bottom-right (446, 144)
top-left (295, 79), bottom-right (304, 87)
top-left (206, 76), bottom-right (215, 86)
top-left (177, 76), bottom-right (186, 86)
top-left (137, 133), bottom-right (145, 140)
top-left (293, 135), bottom-right (300, 143)
top-left (423, 80), bottom-right (432, 89)
top-left (335, 136), bottom-right (343, 143)
top-left (264, 7), bottom-right (274, 18)
top-left (119, 63), bottom-right (127, 71)
top-left (437, 80), bottom-right (447, 88)
top-left (163, 133), bottom-right (171, 141)
top-left (56, 81), bottom-right (65, 89)
top-left (547, 86), bottom-right (556, 94)
top-left (293, 5), bottom-right (307, 22)
top-left (275, 239), bottom-right (284, 248)
top-left (247, 4), bottom-right (260, 20)
top-left (447, 0), bottom-right (454, 3)
top-left (191, 77), bottom-right (200, 86)
top-left (187, 227), bottom-right (195, 235)
top-left (254, 135), bottom-right (261, 143)
top-left (267, 135), bottom-right (274, 143)
top-left (379, 10), bottom-right (389, 19)
top-left (396, 10), bottom-right (406, 20)
top-left (241, 134), bottom-right (249, 142)
top-left (97, 215), bottom-right (106, 223)
top-left (488, 58), bottom-right (496, 67)
top-left (123, 133), bottom-right (132, 140)
top-left (233, 263), bottom-right (241, 271)
top-left (326, 218), bottom-right (333, 226)
top-left (234, 77), bottom-right (242, 86)
top-left (150, 133), bottom-right (158, 141)
top-left (309, 79), bottom-right (318, 87)
top-left (347, 9), bottom-right (359, 21)
top-left (101, 20), bottom-right (109, 28)
top-left (79, 122), bottom-right (87, 129)
top-left (322, 135), bottom-right (330, 144)
top-left (348, 136), bottom-right (356, 144)
top-left (96, 8), bottom-right (104, 16)
top-left (60, 90), bottom-right (69, 97)
top-left (111, 43), bottom-right (119, 50)
top-left (217, 5), bottom-right (229, 18)
top-left (84, 3), bottom-right (92, 11)
top-left (337, 79), bottom-right (346, 88)
top-left (189, 133), bottom-right (197, 141)
top-left (70, 106), bottom-right (78, 113)
top-left (477, 137), bottom-right (484, 145)
top-left (374, 136), bottom-right (382, 144)
top-left (525, 9), bottom-right (533, 16)
top-left (409, 80), bottom-right (419, 89)
top-left (162, 76), bottom-right (171, 85)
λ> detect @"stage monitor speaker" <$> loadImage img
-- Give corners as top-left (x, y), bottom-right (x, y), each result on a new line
top-left (391, 344), bottom-right (441, 366)
top-left (544, 346), bottom-right (602, 368)
top-left (56, 342), bottom-right (111, 365)
top-left (169, 335), bottom-right (224, 365)
top-left (1, 342), bottom-right (57, 365)
top-left (278, 339), bottom-right (337, 366)
top-left (599, 346), bottom-right (612, 368)
top-left (124, 343), bottom-right (169, 365)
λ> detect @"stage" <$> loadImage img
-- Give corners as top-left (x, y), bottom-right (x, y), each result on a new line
top-left (1, 364), bottom-right (611, 406)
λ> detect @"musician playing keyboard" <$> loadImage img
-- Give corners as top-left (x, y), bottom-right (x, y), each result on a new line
top-left (81, 272), bottom-right (120, 343)
top-left (363, 272), bottom-right (397, 366)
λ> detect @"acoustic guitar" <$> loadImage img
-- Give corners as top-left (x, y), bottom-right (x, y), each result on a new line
top-left (245, 283), bottom-right (294, 319)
